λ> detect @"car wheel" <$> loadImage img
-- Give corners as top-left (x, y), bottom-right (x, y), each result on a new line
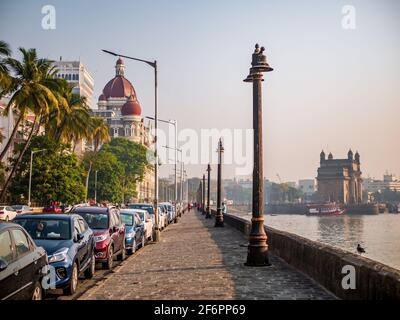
top-left (128, 239), bottom-right (136, 255)
top-left (64, 262), bottom-right (78, 295)
top-left (84, 253), bottom-right (96, 279)
top-left (31, 282), bottom-right (42, 300)
top-left (103, 246), bottom-right (113, 270)
top-left (117, 242), bottom-right (126, 261)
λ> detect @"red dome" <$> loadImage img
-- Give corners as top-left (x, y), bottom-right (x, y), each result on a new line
top-left (102, 76), bottom-right (136, 98)
top-left (98, 93), bottom-right (106, 101)
top-left (121, 97), bottom-right (141, 116)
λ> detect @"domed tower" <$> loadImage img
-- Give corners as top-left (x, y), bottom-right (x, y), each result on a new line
top-left (121, 95), bottom-right (142, 142)
top-left (355, 151), bottom-right (360, 164)
top-left (348, 149), bottom-right (353, 160)
top-left (328, 152), bottom-right (333, 160)
top-left (320, 150), bottom-right (325, 163)
top-left (97, 94), bottom-right (107, 110)
top-left (115, 57), bottom-right (125, 76)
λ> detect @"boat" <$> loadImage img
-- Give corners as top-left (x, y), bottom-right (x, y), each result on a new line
top-left (306, 203), bottom-right (345, 216)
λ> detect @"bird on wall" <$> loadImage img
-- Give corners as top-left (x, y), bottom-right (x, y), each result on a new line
top-left (357, 243), bottom-right (366, 254)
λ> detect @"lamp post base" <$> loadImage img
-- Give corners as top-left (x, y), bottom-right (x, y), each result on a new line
top-left (215, 209), bottom-right (224, 227)
top-left (214, 220), bottom-right (224, 227)
top-left (245, 244), bottom-right (270, 267)
top-left (153, 228), bottom-right (161, 243)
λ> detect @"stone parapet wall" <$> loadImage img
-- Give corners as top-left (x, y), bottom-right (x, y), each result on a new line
top-left (215, 210), bottom-right (400, 300)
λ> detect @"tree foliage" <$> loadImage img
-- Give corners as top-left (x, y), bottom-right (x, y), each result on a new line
top-left (8, 135), bottom-right (86, 204)
top-left (84, 138), bottom-right (150, 204)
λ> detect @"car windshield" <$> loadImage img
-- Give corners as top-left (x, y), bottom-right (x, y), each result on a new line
top-left (121, 213), bottom-right (134, 226)
top-left (128, 204), bottom-right (154, 215)
top-left (12, 205), bottom-right (23, 210)
top-left (137, 212), bottom-right (145, 221)
top-left (15, 218), bottom-right (71, 240)
top-left (77, 212), bottom-right (109, 229)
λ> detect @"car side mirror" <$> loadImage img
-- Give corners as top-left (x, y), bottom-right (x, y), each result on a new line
top-left (0, 258), bottom-right (8, 272)
top-left (75, 233), bottom-right (84, 242)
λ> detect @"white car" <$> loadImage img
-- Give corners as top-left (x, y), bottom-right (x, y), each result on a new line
top-left (157, 206), bottom-right (168, 230)
top-left (132, 209), bottom-right (154, 241)
top-left (0, 206), bottom-right (18, 221)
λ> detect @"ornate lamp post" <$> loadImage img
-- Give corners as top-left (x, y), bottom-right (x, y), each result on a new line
top-left (202, 174), bottom-right (206, 215)
top-left (102, 49), bottom-right (160, 242)
top-left (215, 138), bottom-right (224, 227)
top-left (243, 44), bottom-right (273, 266)
top-left (205, 164), bottom-right (212, 219)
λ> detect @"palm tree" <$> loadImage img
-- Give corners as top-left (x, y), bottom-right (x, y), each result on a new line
top-left (46, 79), bottom-right (92, 149)
top-left (0, 48), bottom-right (60, 200)
top-left (89, 116), bottom-right (110, 152)
top-left (83, 117), bottom-right (110, 201)
top-left (0, 40), bottom-right (12, 95)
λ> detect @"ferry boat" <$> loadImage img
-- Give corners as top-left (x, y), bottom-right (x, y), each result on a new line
top-left (306, 203), bottom-right (345, 216)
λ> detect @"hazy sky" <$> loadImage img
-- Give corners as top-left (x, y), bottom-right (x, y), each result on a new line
top-left (1, 0), bottom-right (399, 182)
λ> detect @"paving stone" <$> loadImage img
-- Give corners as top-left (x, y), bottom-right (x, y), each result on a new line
top-left (79, 211), bottom-right (336, 300)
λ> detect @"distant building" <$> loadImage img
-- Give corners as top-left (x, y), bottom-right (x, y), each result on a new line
top-left (286, 181), bottom-right (297, 188)
top-left (52, 59), bottom-right (95, 156)
top-left (298, 179), bottom-right (316, 195)
top-left (93, 58), bottom-right (154, 203)
top-left (363, 174), bottom-right (400, 193)
top-left (0, 96), bottom-right (38, 164)
top-left (53, 59), bottom-right (94, 104)
top-left (316, 150), bottom-right (363, 204)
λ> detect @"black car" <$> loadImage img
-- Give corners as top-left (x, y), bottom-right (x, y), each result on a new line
top-left (0, 222), bottom-right (48, 300)
top-left (13, 214), bottom-right (96, 295)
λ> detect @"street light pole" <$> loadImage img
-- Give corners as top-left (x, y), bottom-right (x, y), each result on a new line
top-left (146, 117), bottom-right (178, 217)
top-left (243, 44), bottom-right (273, 266)
top-left (215, 138), bottom-right (224, 227)
top-left (202, 174), bottom-right (206, 215)
top-left (28, 149), bottom-right (46, 206)
top-left (94, 170), bottom-right (98, 204)
top-left (102, 49), bottom-right (160, 242)
top-left (206, 164), bottom-right (212, 219)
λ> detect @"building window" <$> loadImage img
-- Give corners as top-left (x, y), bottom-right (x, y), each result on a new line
top-left (113, 127), bottom-right (119, 137)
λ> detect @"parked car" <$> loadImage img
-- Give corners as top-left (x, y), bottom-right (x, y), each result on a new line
top-left (157, 205), bottom-right (168, 230)
top-left (42, 205), bottom-right (62, 214)
top-left (0, 206), bottom-right (17, 221)
top-left (120, 210), bottom-right (145, 254)
top-left (0, 222), bottom-right (49, 300)
top-left (13, 214), bottom-right (95, 295)
top-left (71, 206), bottom-right (126, 270)
top-left (125, 209), bottom-right (153, 242)
top-left (160, 202), bottom-right (175, 223)
top-left (11, 205), bottom-right (33, 215)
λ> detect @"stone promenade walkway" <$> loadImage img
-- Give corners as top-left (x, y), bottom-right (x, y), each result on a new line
top-left (80, 210), bottom-right (335, 300)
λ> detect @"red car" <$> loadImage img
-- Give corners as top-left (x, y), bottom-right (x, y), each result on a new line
top-left (42, 205), bottom-right (62, 213)
top-left (71, 206), bottom-right (126, 269)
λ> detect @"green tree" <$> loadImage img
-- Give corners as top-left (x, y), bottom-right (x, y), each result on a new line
top-left (84, 150), bottom-right (124, 203)
top-left (9, 135), bottom-right (86, 204)
top-left (83, 138), bottom-right (150, 203)
top-left (0, 48), bottom-right (62, 201)
top-left (101, 138), bottom-right (150, 202)
top-left (0, 40), bottom-right (12, 96)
